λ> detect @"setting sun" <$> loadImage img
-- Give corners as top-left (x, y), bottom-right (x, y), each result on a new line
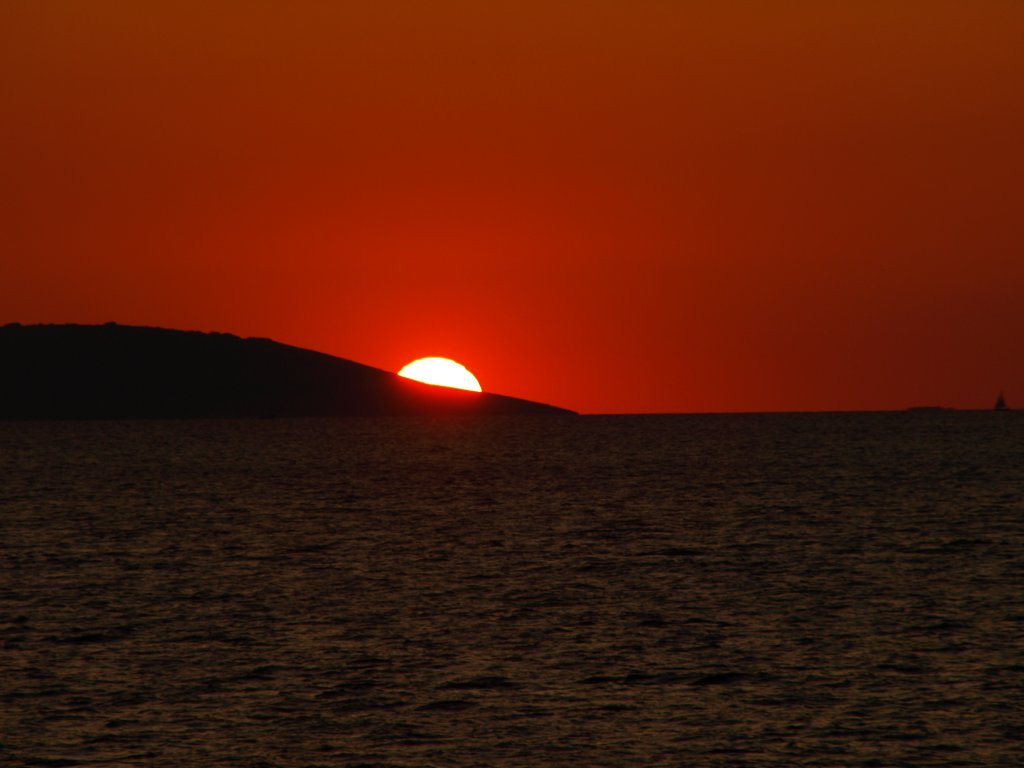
top-left (398, 357), bottom-right (482, 392)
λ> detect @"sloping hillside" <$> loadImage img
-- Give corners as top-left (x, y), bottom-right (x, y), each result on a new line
top-left (0, 324), bottom-right (575, 419)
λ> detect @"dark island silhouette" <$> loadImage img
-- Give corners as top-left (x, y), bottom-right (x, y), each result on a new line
top-left (0, 323), bottom-right (576, 419)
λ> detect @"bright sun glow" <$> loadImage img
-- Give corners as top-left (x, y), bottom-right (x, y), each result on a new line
top-left (398, 357), bottom-right (482, 392)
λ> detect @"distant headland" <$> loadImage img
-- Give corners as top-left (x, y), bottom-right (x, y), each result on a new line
top-left (0, 323), bottom-right (576, 420)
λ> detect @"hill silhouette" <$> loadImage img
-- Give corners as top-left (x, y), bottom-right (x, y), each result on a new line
top-left (0, 324), bottom-right (576, 419)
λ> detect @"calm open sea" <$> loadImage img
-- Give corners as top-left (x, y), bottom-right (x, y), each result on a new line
top-left (2, 413), bottom-right (1022, 767)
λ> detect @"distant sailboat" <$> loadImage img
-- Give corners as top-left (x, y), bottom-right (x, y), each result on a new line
top-left (995, 392), bottom-right (1008, 411)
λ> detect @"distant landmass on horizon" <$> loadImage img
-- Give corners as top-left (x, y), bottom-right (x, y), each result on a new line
top-left (0, 323), bottom-right (576, 420)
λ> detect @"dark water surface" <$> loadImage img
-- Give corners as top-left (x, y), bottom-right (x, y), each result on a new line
top-left (2, 413), bottom-right (1022, 766)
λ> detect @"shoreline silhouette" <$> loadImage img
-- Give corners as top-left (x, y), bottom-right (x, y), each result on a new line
top-left (0, 323), bottom-right (576, 420)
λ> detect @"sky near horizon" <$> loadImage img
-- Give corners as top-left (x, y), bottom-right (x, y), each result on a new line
top-left (3, 2), bottom-right (1022, 414)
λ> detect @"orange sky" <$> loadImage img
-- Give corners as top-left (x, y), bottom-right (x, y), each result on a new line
top-left (3, 1), bottom-right (1022, 413)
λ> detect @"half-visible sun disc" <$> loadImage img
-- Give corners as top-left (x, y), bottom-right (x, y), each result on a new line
top-left (398, 357), bottom-right (482, 392)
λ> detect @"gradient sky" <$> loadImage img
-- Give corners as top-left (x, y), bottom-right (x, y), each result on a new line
top-left (3, 1), bottom-right (1022, 413)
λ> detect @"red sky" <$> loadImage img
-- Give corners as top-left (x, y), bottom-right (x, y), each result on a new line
top-left (3, 2), bottom-right (1022, 413)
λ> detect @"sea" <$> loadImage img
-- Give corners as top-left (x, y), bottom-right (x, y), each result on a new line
top-left (1, 412), bottom-right (1022, 767)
